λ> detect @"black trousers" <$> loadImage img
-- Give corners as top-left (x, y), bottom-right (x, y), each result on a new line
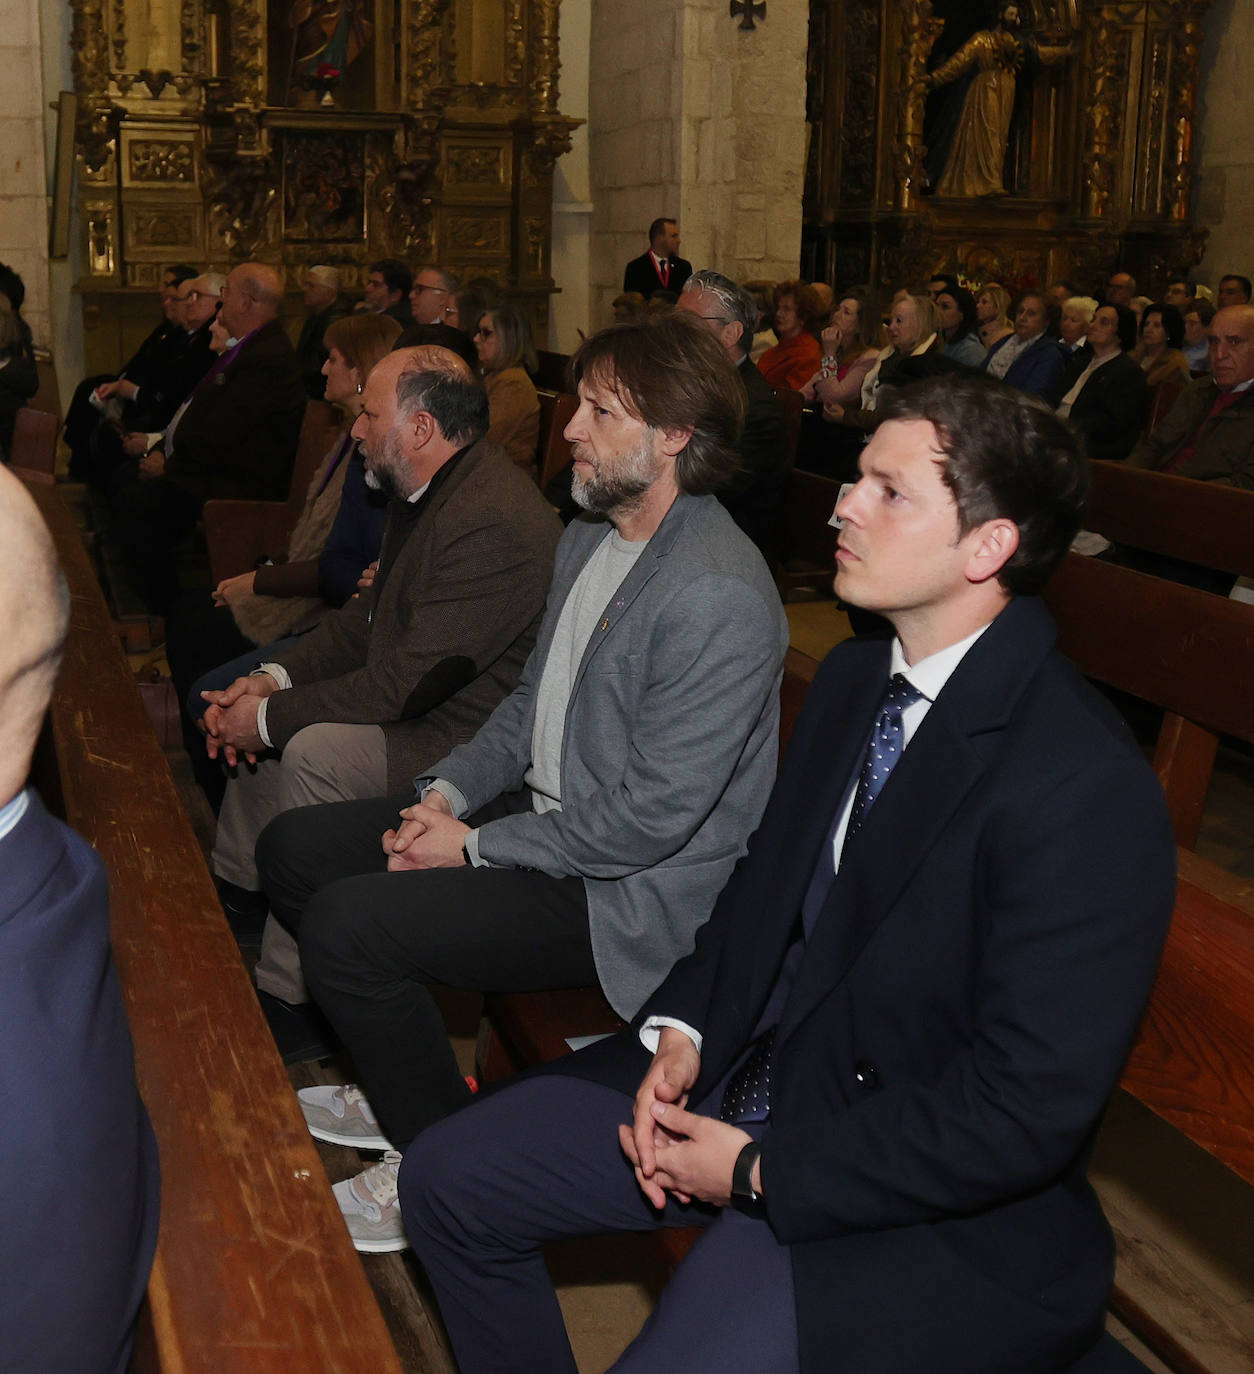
top-left (255, 792), bottom-right (595, 1149)
top-left (108, 467), bottom-right (202, 615)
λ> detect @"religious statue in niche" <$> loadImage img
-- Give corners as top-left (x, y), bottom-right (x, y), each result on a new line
top-left (923, 2), bottom-right (1071, 197)
top-left (284, 0), bottom-right (374, 105)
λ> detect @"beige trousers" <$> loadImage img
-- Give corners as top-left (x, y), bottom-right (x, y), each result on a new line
top-left (212, 722), bottom-right (388, 1003)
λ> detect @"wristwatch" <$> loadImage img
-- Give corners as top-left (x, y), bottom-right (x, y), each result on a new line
top-left (729, 1139), bottom-right (765, 1218)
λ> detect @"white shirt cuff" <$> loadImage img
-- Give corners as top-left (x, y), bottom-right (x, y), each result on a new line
top-left (255, 696), bottom-right (272, 749)
top-left (256, 662), bottom-right (291, 690)
top-left (639, 1016), bottom-right (703, 1055)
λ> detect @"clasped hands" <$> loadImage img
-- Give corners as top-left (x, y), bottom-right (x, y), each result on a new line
top-left (619, 1027), bottom-right (754, 1211)
top-left (381, 790), bottom-right (470, 871)
top-left (199, 672), bottom-right (277, 767)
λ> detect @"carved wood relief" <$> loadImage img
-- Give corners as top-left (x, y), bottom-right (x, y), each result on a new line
top-left (70, 0), bottom-right (578, 354)
top-left (804, 0), bottom-right (1214, 295)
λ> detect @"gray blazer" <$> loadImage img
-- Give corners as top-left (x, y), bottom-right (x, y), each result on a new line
top-left (421, 492), bottom-right (789, 1017)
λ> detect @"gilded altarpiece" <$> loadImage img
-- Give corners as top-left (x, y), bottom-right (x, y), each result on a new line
top-left (804, 0), bottom-right (1211, 295)
top-left (70, 0), bottom-right (578, 371)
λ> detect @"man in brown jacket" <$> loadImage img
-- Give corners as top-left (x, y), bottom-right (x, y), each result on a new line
top-left (201, 345), bottom-right (561, 1054)
top-left (1128, 304), bottom-right (1254, 487)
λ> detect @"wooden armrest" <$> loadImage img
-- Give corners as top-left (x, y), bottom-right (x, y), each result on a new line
top-left (202, 500), bottom-right (296, 584)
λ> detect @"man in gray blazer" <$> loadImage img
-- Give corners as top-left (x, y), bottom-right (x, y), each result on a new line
top-left (255, 312), bottom-right (789, 1252)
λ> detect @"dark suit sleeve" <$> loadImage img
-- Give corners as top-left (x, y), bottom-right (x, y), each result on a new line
top-left (760, 756), bottom-right (1175, 1243)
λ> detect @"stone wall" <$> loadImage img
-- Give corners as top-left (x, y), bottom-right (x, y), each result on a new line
top-left (582, 0), bottom-right (808, 335)
top-left (1195, 0), bottom-right (1254, 288)
top-left (0, 0), bottom-right (80, 391)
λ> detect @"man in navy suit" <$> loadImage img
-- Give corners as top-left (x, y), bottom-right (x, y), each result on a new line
top-left (622, 218), bottom-right (694, 300)
top-left (402, 373), bottom-right (1176, 1373)
top-left (0, 465), bottom-right (159, 1372)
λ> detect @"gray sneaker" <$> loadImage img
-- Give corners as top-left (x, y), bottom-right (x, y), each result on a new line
top-left (331, 1152), bottom-right (408, 1253)
top-left (298, 1083), bottom-right (393, 1151)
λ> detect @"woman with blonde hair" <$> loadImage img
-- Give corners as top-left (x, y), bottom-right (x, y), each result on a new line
top-left (474, 303), bottom-right (541, 470)
top-left (976, 283), bottom-right (1014, 350)
top-left (823, 293), bottom-right (945, 431)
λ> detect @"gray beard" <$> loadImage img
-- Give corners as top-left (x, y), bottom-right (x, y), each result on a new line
top-left (570, 437), bottom-right (658, 515)
top-left (362, 432), bottom-right (412, 501)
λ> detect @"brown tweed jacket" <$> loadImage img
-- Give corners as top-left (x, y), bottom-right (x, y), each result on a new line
top-left (263, 436), bottom-right (561, 792)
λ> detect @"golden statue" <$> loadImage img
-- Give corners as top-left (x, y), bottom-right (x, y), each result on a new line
top-left (925, 3), bottom-right (1070, 198)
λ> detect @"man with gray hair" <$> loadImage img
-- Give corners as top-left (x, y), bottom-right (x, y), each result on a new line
top-left (678, 269), bottom-right (792, 550)
top-left (0, 466), bottom-right (159, 1370)
top-left (202, 345), bottom-right (561, 1057)
top-left (408, 265), bottom-right (462, 326)
top-left (253, 312), bottom-right (788, 1253)
top-left (110, 261), bottom-right (306, 614)
top-left (296, 264), bottom-right (350, 398)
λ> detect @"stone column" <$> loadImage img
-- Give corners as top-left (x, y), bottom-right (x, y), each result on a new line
top-left (1195, 0), bottom-right (1254, 287)
top-left (584, 0), bottom-right (808, 334)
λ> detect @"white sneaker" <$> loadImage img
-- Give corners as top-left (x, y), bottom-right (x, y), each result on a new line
top-left (298, 1084), bottom-right (393, 1151)
top-left (331, 1151), bottom-right (408, 1253)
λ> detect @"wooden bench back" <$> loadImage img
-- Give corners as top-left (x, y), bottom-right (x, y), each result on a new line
top-left (1085, 460), bottom-right (1254, 578)
top-left (26, 479), bottom-right (402, 1373)
top-left (771, 386), bottom-right (805, 454)
top-left (1120, 849), bottom-right (1254, 1190)
top-left (775, 468), bottom-right (841, 600)
top-left (9, 405), bottom-right (59, 480)
top-left (534, 349), bottom-right (572, 393)
top-left (1043, 551), bottom-right (1254, 847)
top-left (202, 400), bottom-right (344, 583)
top-left (536, 390), bottom-right (578, 491)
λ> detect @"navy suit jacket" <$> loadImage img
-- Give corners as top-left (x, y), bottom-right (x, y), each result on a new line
top-left (555, 597), bottom-right (1175, 1372)
top-left (0, 792), bottom-right (159, 1373)
top-left (985, 333), bottom-right (1069, 404)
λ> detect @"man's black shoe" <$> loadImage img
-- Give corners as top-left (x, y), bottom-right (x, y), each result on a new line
top-left (214, 878), bottom-right (268, 946)
top-left (257, 989), bottom-right (340, 1064)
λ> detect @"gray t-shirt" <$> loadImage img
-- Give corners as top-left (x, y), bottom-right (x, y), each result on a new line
top-left (524, 528), bottom-right (647, 812)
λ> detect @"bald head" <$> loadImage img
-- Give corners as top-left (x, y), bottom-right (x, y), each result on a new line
top-left (0, 467), bottom-right (69, 806)
top-left (220, 261), bottom-right (283, 337)
top-left (351, 345), bottom-right (488, 496)
top-left (1208, 305), bottom-right (1254, 390)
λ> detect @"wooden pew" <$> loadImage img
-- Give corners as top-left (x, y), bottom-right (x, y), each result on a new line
top-left (201, 400), bottom-right (342, 584)
top-left (9, 405), bottom-right (60, 482)
top-left (25, 478), bottom-right (402, 1373)
top-left (534, 389), bottom-right (578, 492)
top-left (773, 467), bottom-right (841, 601)
top-left (1085, 459), bottom-right (1254, 580)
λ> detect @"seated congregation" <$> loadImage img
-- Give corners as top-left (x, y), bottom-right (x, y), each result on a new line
top-left (11, 234), bottom-right (1254, 1374)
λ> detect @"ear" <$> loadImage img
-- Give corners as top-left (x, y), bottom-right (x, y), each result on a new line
top-left (407, 409), bottom-right (436, 450)
top-left (656, 425), bottom-right (695, 459)
top-left (721, 320), bottom-right (745, 356)
top-left (964, 517), bottom-right (1020, 585)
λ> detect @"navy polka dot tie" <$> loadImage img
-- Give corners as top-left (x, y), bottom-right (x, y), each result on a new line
top-left (846, 673), bottom-right (923, 842)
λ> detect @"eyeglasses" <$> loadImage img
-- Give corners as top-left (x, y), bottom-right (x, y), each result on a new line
top-left (413, 284), bottom-right (449, 295)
